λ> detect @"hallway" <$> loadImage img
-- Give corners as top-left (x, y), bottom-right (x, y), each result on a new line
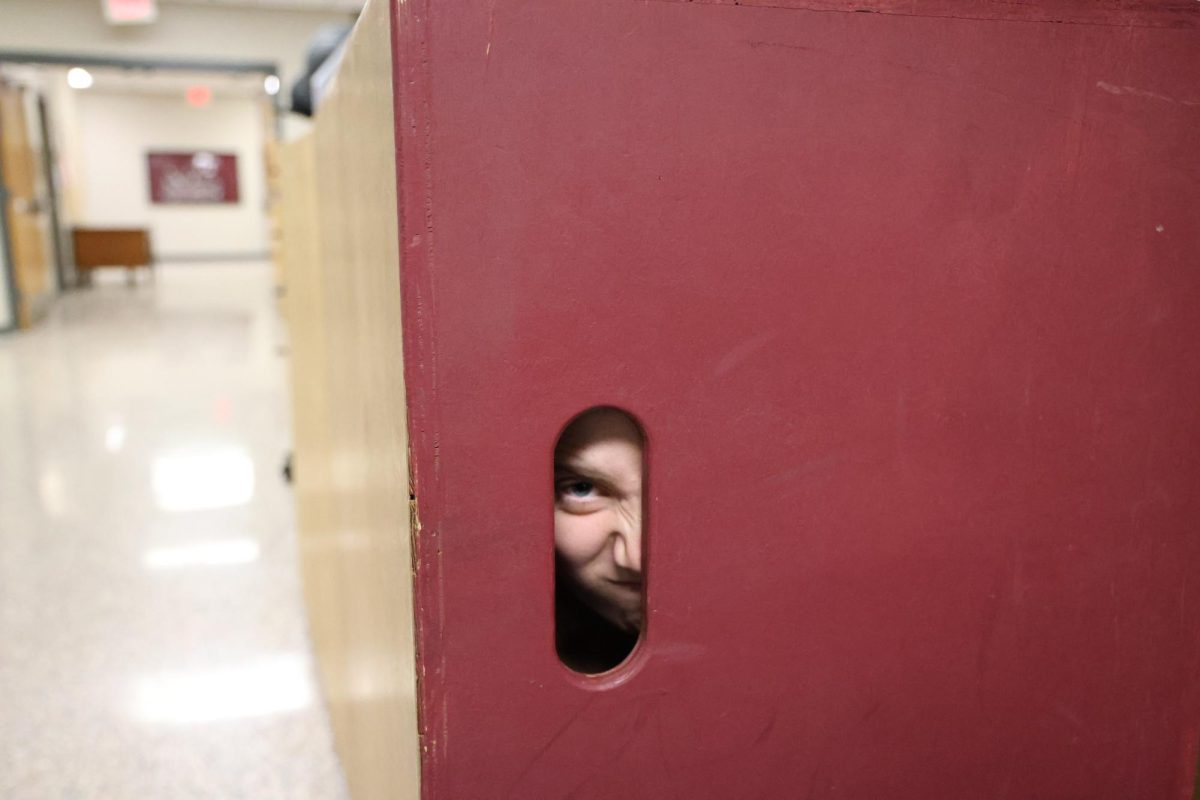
top-left (0, 262), bottom-right (349, 799)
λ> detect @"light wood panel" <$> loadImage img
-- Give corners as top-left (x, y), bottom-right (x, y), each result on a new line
top-left (279, 0), bottom-right (421, 797)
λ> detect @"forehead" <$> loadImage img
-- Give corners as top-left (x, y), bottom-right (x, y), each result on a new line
top-left (556, 408), bottom-right (641, 452)
top-left (558, 437), bottom-right (642, 480)
top-left (555, 409), bottom-right (643, 484)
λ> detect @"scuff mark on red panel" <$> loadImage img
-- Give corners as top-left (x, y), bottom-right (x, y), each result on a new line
top-left (648, 0), bottom-right (1200, 29)
top-left (1096, 80), bottom-right (1200, 106)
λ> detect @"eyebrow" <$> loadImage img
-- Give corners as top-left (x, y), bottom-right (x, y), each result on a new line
top-left (554, 461), bottom-right (610, 483)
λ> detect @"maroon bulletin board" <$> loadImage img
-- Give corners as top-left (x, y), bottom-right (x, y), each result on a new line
top-left (146, 151), bottom-right (239, 204)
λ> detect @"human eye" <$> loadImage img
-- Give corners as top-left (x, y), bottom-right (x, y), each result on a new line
top-left (562, 479), bottom-right (595, 498)
top-left (555, 473), bottom-right (601, 510)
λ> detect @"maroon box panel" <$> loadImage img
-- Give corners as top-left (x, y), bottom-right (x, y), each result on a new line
top-left (394, 2), bottom-right (1200, 797)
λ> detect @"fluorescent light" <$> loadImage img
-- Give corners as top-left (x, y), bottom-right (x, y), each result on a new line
top-left (151, 446), bottom-right (255, 512)
top-left (263, 75), bottom-right (281, 96)
top-left (142, 539), bottom-right (260, 570)
top-left (133, 655), bottom-right (313, 724)
top-left (67, 67), bottom-right (93, 90)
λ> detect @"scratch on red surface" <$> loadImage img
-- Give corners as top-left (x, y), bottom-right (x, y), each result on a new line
top-left (1176, 723), bottom-right (1199, 800)
top-left (1181, 576), bottom-right (1188, 631)
top-left (755, 709), bottom-right (779, 744)
top-left (486, 0), bottom-right (497, 59)
top-left (644, 0), bottom-right (1200, 29)
top-left (563, 733), bottom-right (641, 800)
top-left (505, 696), bottom-right (598, 797)
top-left (1096, 80), bottom-right (1200, 107)
top-left (976, 572), bottom-right (1003, 703)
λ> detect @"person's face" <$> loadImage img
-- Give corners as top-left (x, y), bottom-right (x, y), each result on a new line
top-left (554, 409), bottom-right (644, 632)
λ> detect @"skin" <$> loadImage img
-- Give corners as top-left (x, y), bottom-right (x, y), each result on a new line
top-left (554, 408), bottom-right (644, 633)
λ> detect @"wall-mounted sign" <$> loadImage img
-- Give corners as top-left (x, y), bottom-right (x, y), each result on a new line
top-left (102, 0), bottom-right (158, 24)
top-left (147, 151), bottom-right (239, 204)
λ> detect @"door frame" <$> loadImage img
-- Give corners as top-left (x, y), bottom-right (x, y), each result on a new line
top-left (0, 140), bottom-right (17, 334)
top-left (35, 94), bottom-right (67, 291)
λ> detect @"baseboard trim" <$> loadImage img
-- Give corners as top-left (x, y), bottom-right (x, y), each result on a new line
top-left (156, 252), bottom-right (272, 264)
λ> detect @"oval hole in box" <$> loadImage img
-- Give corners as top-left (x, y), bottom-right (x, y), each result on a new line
top-left (553, 407), bottom-right (646, 674)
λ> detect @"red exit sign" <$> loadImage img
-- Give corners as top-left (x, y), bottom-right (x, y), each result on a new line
top-left (102, 0), bottom-right (157, 24)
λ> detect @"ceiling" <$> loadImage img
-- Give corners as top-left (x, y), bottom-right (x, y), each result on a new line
top-left (159, 0), bottom-right (364, 12)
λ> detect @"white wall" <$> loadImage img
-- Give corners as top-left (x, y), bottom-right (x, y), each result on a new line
top-left (0, 0), bottom-right (354, 96)
top-left (40, 67), bottom-right (87, 224)
top-left (75, 90), bottom-right (269, 259)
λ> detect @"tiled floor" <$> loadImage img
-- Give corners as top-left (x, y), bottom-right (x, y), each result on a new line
top-left (0, 263), bottom-right (349, 799)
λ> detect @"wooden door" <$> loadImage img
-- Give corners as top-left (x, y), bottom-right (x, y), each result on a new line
top-left (0, 81), bottom-right (54, 328)
top-left (393, 1), bottom-right (1200, 797)
top-left (0, 187), bottom-right (13, 331)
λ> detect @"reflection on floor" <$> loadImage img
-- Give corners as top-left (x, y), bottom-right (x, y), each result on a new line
top-left (0, 263), bottom-right (349, 799)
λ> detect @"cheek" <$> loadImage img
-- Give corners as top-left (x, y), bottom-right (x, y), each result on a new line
top-left (554, 510), bottom-right (608, 567)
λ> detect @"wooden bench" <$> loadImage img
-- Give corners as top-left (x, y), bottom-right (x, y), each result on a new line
top-left (72, 227), bottom-right (153, 284)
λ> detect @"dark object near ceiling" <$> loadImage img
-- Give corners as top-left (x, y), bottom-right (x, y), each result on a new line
top-left (290, 23), bottom-right (353, 118)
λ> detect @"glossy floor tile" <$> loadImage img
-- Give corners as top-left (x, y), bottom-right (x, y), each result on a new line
top-left (0, 263), bottom-right (349, 800)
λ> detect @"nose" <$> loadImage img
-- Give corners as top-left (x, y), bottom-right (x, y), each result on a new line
top-left (610, 501), bottom-right (642, 574)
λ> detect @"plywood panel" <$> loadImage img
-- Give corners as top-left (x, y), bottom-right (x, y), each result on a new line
top-left (280, 0), bottom-right (420, 797)
top-left (279, 133), bottom-right (339, 711)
